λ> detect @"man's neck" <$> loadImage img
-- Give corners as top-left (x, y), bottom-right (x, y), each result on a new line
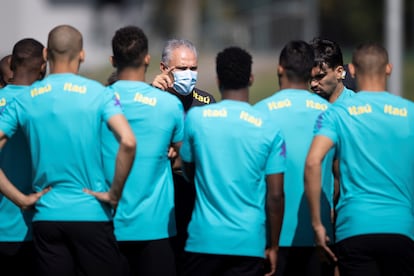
top-left (357, 76), bottom-right (387, 92)
top-left (329, 82), bottom-right (345, 103)
top-left (48, 60), bottom-right (80, 75)
top-left (221, 88), bottom-right (249, 102)
top-left (10, 71), bottom-right (38, 86)
top-left (279, 81), bottom-right (309, 91)
top-left (117, 66), bottom-right (146, 82)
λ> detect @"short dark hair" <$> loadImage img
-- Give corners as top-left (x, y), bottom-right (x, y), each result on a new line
top-left (279, 40), bottom-right (314, 83)
top-left (216, 46), bottom-right (252, 91)
top-left (0, 55), bottom-right (12, 87)
top-left (112, 25), bottom-right (148, 69)
top-left (11, 38), bottom-right (44, 73)
top-left (310, 37), bottom-right (343, 69)
top-left (352, 42), bottom-right (388, 76)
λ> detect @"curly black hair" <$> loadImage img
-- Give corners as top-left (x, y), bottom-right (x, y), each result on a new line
top-left (310, 37), bottom-right (344, 69)
top-left (216, 46), bottom-right (252, 91)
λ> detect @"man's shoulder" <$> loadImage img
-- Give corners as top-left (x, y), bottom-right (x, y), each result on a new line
top-left (255, 89), bottom-right (329, 109)
top-left (45, 74), bottom-right (104, 89)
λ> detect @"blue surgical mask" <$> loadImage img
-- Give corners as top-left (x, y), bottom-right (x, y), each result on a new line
top-left (173, 70), bottom-right (198, 96)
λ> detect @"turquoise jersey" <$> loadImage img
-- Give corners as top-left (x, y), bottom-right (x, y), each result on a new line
top-left (255, 89), bottom-right (334, 247)
top-left (101, 81), bottom-right (184, 241)
top-left (315, 91), bottom-right (414, 242)
top-left (180, 100), bottom-right (286, 258)
top-left (336, 87), bottom-right (355, 103)
top-left (0, 85), bottom-right (33, 241)
top-left (0, 73), bottom-right (122, 222)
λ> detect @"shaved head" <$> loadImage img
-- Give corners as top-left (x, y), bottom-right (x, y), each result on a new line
top-left (47, 25), bottom-right (83, 62)
top-left (352, 42), bottom-right (388, 76)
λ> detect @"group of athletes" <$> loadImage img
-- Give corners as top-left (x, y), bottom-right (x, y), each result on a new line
top-left (0, 23), bottom-right (413, 276)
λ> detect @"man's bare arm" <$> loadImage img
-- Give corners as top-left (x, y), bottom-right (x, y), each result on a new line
top-left (304, 135), bottom-right (337, 261)
top-left (169, 141), bottom-right (183, 173)
top-left (265, 173), bottom-right (284, 276)
top-left (107, 114), bottom-right (136, 206)
top-left (85, 114), bottom-right (136, 207)
top-left (0, 132), bottom-right (49, 209)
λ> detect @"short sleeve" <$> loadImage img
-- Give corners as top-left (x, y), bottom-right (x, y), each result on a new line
top-left (265, 129), bottom-right (286, 175)
top-left (101, 87), bottom-right (123, 123)
top-left (314, 108), bottom-right (338, 144)
top-left (172, 100), bottom-right (185, 144)
top-left (0, 99), bottom-right (19, 138)
top-left (180, 109), bottom-right (196, 163)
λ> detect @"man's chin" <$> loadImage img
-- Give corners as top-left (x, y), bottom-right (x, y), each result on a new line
top-left (312, 90), bottom-right (330, 100)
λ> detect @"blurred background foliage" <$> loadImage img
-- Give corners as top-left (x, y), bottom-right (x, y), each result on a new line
top-left (75, 0), bottom-right (413, 103)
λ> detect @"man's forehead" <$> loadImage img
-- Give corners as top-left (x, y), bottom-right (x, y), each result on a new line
top-left (312, 65), bottom-right (327, 76)
top-left (169, 48), bottom-right (197, 66)
top-left (314, 62), bottom-right (331, 71)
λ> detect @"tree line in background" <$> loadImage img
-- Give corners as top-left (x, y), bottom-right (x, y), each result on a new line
top-left (89, 0), bottom-right (413, 51)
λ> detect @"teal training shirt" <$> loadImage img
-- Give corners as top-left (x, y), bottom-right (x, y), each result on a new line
top-left (0, 85), bottom-right (33, 241)
top-left (0, 73), bottom-right (122, 222)
top-left (315, 91), bottom-right (414, 242)
top-left (101, 81), bottom-right (184, 241)
top-left (336, 86), bottom-right (355, 103)
top-left (180, 100), bottom-right (286, 258)
top-left (255, 89), bottom-right (334, 247)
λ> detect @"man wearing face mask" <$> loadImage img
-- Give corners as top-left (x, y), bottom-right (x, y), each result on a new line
top-left (151, 39), bottom-right (216, 273)
top-left (152, 39), bottom-right (216, 111)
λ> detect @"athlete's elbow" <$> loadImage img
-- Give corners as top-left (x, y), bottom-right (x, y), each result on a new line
top-left (120, 134), bottom-right (137, 155)
top-left (305, 155), bottom-right (322, 173)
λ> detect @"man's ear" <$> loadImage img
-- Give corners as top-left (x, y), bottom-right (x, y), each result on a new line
top-left (335, 65), bottom-right (345, 80)
top-left (43, 48), bottom-right (48, 62)
top-left (79, 50), bottom-right (85, 63)
top-left (39, 61), bottom-right (47, 79)
top-left (110, 56), bottom-right (116, 68)
top-left (386, 63), bottom-right (392, 76)
top-left (144, 54), bottom-right (150, 67)
top-left (160, 62), bottom-right (168, 72)
top-left (249, 74), bottom-right (254, 87)
top-left (6, 55), bottom-right (11, 67)
top-left (277, 65), bottom-right (284, 76)
top-left (348, 63), bottom-right (356, 78)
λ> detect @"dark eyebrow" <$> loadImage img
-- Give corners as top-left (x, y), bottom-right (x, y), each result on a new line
top-left (175, 66), bottom-right (198, 71)
top-left (315, 73), bottom-right (326, 78)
